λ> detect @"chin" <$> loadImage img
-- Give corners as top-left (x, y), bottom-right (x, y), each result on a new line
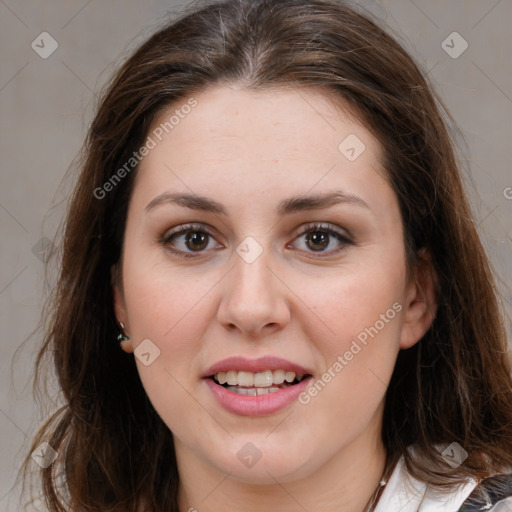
top-left (207, 439), bottom-right (317, 484)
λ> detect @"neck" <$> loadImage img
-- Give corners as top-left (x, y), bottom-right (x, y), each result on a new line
top-left (176, 412), bottom-right (387, 512)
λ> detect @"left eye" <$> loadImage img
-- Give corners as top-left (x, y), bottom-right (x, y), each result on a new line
top-left (160, 222), bottom-right (352, 258)
top-left (290, 222), bottom-right (353, 256)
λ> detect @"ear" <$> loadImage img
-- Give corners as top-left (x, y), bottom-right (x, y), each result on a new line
top-left (399, 249), bottom-right (438, 350)
top-left (111, 264), bottom-right (134, 354)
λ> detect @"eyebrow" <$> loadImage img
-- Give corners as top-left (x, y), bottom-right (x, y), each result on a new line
top-left (145, 190), bottom-right (370, 215)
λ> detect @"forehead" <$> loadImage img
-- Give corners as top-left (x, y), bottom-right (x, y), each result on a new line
top-left (131, 84), bottom-right (391, 214)
top-left (149, 84), bottom-right (379, 158)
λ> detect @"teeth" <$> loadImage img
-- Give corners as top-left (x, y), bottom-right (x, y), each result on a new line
top-left (214, 370), bottom-right (306, 387)
top-left (273, 369), bottom-right (285, 384)
top-left (225, 371), bottom-right (237, 385)
top-left (226, 386), bottom-right (282, 395)
top-left (285, 371), bottom-right (296, 383)
top-left (238, 371), bottom-right (254, 387)
top-left (254, 370), bottom-right (273, 387)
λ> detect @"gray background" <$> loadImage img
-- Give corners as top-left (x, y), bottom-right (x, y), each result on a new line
top-left (1, 0), bottom-right (511, 510)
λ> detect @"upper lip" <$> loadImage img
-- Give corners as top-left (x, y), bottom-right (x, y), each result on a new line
top-left (202, 356), bottom-right (313, 378)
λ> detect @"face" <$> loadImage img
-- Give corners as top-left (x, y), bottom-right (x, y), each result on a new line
top-left (113, 85), bottom-right (435, 485)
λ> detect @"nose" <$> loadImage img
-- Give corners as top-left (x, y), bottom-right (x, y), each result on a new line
top-left (217, 244), bottom-right (291, 337)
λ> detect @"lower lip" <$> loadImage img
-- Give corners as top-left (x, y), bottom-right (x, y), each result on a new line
top-left (204, 376), bottom-right (313, 417)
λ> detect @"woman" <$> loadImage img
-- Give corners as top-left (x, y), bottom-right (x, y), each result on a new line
top-left (22, 0), bottom-right (512, 510)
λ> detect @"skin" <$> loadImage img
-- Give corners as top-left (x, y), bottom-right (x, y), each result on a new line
top-left (113, 84), bottom-right (437, 512)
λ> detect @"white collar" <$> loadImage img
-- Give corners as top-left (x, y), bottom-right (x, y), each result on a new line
top-left (374, 455), bottom-right (478, 512)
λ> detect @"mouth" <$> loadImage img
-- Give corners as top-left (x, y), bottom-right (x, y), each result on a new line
top-left (208, 370), bottom-right (312, 396)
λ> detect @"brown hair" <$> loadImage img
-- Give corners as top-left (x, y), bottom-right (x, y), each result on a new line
top-left (21, 0), bottom-right (512, 510)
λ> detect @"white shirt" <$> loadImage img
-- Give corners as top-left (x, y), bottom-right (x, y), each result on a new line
top-left (374, 456), bottom-right (512, 511)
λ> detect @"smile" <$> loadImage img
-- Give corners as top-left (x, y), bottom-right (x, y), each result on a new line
top-left (206, 371), bottom-right (313, 416)
top-left (211, 369), bottom-right (307, 394)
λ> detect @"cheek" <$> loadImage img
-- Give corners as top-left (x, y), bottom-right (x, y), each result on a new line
top-left (296, 256), bottom-right (405, 401)
top-left (120, 254), bottom-right (223, 413)
top-left (295, 256), bottom-right (405, 425)
top-left (121, 261), bottom-right (217, 432)
top-left (122, 248), bottom-right (219, 337)
top-left (299, 255), bottom-right (406, 347)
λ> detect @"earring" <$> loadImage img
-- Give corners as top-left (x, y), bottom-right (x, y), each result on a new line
top-left (117, 321), bottom-right (130, 342)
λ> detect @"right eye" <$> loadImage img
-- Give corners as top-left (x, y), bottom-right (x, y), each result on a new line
top-left (160, 223), bottom-right (223, 258)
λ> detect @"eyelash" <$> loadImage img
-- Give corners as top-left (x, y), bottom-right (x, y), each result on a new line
top-left (159, 222), bottom-right (354, 259)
